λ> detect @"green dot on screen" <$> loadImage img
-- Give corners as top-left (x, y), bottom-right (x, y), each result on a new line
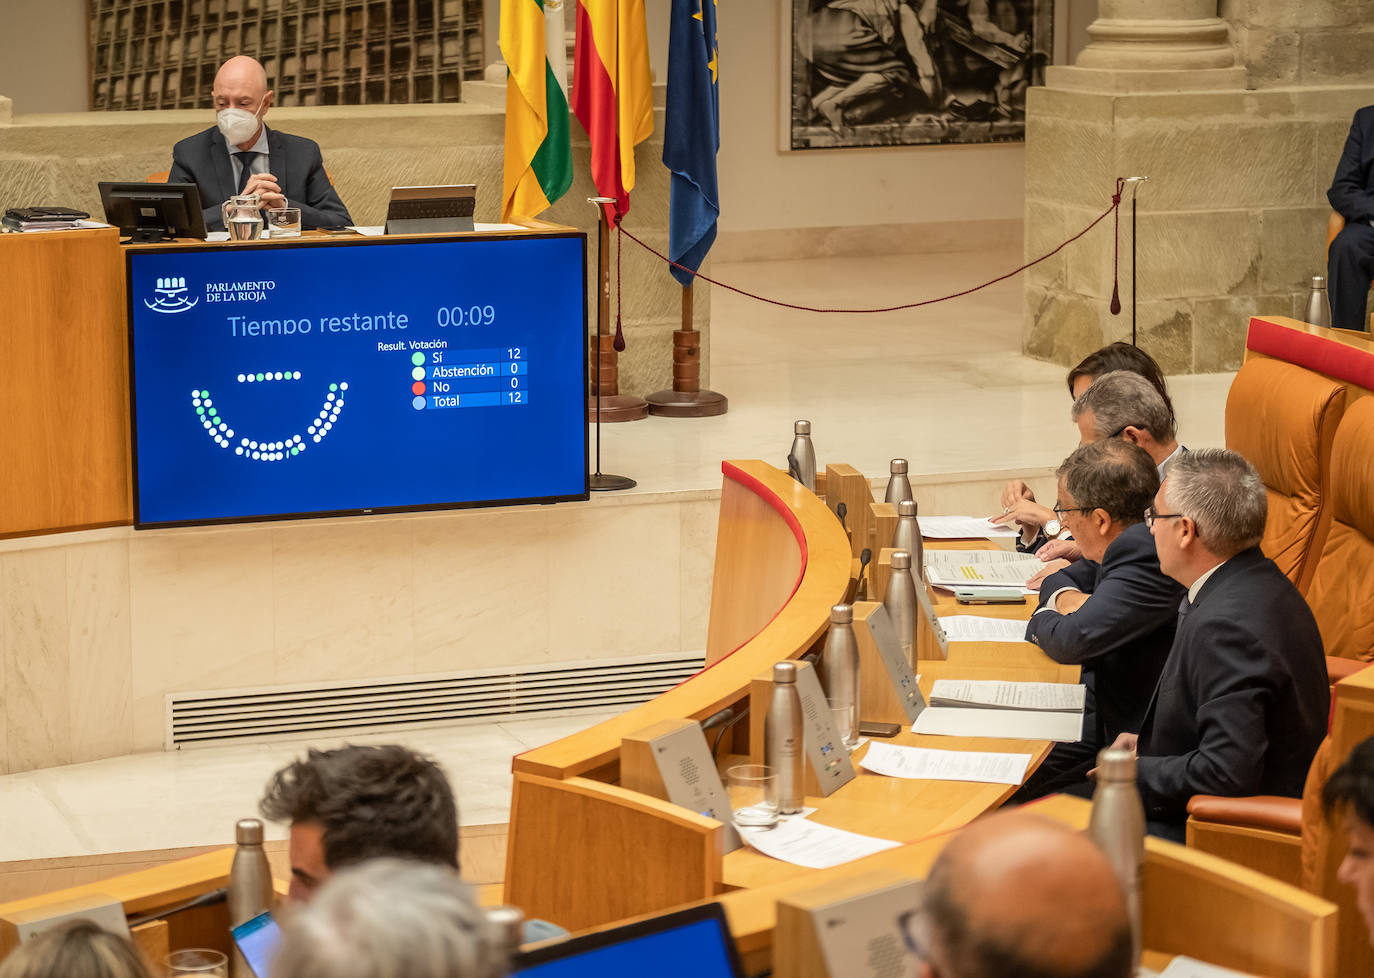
top-left (196, 407), bottom-right (205, 415)
top-left (292, 447), bottom-right (300, 455)
top-left (330, 383), bottom-right (338, 392)
top-left (256, 373), bottom-right (265, 381)
top-left (411, 352), bottom-right (426, 366)
top-left (208, 407), bottom-right (217, 416)
top-left (200, 390), bottom-right (208, 398)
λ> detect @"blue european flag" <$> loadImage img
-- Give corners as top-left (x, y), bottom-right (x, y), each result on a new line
top-left (663, 0), bottom-right (719, 287)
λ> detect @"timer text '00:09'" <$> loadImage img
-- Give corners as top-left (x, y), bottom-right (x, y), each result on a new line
top-left (436, 305), bottom-right (496, 327)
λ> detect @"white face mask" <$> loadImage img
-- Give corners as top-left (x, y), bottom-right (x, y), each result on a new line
top-left (216, 96), bottom-right (265, 146)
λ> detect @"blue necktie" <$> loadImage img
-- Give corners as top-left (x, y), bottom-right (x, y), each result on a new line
top-left (1178, 595), bottom-right (1191, 626)
top-left (235, 151), bottom-right (258, 194)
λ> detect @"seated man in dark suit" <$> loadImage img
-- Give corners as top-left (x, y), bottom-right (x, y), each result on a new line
top-left (1110, 448), bottom-right (1329, 842)
top-left (169, 55), bottom-right (351, 232)
top-left (1013, 439), bottom-right (1185, 801)
top-left (1328, 106), bottom-right (1374, 331)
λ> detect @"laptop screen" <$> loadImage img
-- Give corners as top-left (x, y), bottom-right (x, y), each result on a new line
top-left (510, 904), bottom-right (744, 978)
top-left (231, 911), bottom-right (283, 978)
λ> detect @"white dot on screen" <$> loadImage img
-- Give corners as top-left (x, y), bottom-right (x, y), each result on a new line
top-left (204, 399), bottom-right (212, 408)
top-left (237, 374), bottom-right (246, 383)
top-left (247, 375), bottom-right (255, 382)
top-left (236, 447), bottom-right (244, 455)
top-left (293, 435), bottom-right (301, 443)
top-left (252, 451), bottom-right (260, 459)
top-left (293, 371), bottom-right (301, 380)
top-left (336, 399), bottom-right (344, 407)
top-left (340, 382), bottom-right (348, 390)
top-left (313, 435), bottom-right (321, 443)
top-left (327, 393), bottom-right (335, 401)
top-left (324, 422), bottom-right (332, 431)
top-left (218, 422), bottom-right (227, 431)
top-left (226, 429), bottom-right (234, 438)
top-left (241, 437), bottom-right (249, 445)
top-left (308, 426), bottom-right (316, 435)
top-left (249, 440), bottom-right (258, 449)
top-left (274, 372), bottom-right (283, 380)
top-left (193, 398), bottom-right (201, 407)
top-left (190, 389), bottom-right (198, 396)
top-left (411, 367), bottom-right (424, 380)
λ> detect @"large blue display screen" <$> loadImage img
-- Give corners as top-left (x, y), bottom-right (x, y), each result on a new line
top-left (128, 234), bottom-right (588, 526)
top-left (510, 916), bottom-right (741, 977)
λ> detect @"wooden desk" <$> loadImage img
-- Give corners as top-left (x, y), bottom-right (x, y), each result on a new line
top-left (505, 461), bottom-right (1072, 930)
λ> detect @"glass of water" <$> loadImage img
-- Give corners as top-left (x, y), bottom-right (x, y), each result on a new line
top-left (267, 206), bottom-right (302, 238)
top-left (727, 764), bottom-right (779, 829)
top-left (166, 949), bottom-right (228, 976)
top-left (828, 696), bottom-right (860, 751)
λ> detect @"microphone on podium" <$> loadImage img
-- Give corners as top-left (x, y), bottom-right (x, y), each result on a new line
top-left (836, 501), bottom-right (848, 532)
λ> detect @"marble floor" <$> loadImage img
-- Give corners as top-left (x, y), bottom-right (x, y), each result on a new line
top-left (0, 244), bottom-right (1237, 864)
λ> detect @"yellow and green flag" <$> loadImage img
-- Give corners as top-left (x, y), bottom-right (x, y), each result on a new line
top-left (501, 0), bottom-right (574, 223)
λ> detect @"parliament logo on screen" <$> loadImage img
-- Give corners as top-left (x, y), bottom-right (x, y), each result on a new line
top-left (145, 276), bottom-right (198, 314)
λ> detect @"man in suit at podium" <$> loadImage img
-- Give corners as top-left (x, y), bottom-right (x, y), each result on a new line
top-left (1328, 105), bottom-right (1374, 331)
top-left (1113, 449), bottom-right (1329, 842)
top-left (169, 55), bottom-right (352, 232)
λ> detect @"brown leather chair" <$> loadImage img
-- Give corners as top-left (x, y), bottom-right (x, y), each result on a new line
top-left (148, 170), bottom-right (170, 182)
top-left (1224, 357), bottom-right (1347, 597)
top-left (1305, 395), bottom-right (1374, 666)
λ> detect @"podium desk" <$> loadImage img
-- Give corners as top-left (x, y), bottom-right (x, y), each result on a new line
top-left (0, 223), bottom-right (570, 539)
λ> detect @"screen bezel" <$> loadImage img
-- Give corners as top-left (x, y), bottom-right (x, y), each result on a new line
top-left (99, 180), bottom-right (208, 241)
top-left (125, 231), bottom-right (591, 529)
top-left (508, 902), bottom-right (746, 977)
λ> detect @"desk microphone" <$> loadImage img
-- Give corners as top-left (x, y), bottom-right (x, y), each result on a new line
top-left (856, 548), bottom-right (872, 594)
top-left (699, 706), bottom-right (735, 731)
top-left (836, 502), bottom-right (848, 531)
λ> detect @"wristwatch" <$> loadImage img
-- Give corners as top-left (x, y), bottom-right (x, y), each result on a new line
top-left (1044, 519), bottom-right (1062, 539)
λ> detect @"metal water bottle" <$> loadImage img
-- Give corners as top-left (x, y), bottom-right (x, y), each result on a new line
top-left (885, 550), bottom-right (918, 664)
top-left (228, 819), bottom-right (275, 978)
top-left (1305, 275), bottom-right (1332, 328)
top-left (820, 604), bottom-right (861, 748)
top-left (485, 905), bottom-right (526, 961)
top-left (891, 499), bottom-right (923, 584)
top-left (885, 458), bottom-right (913, 504)
top-left (1087, 748), bottom-right (1145, 973)
top-left (765, 662), bottom-right (806, 813)
top-left (789, 421), bottom-right (817, 491)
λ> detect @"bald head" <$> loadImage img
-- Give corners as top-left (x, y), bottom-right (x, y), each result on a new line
top-left (919, 812), bottom-right (1132, 978)
top-left (214, 56), bottom-right (269, 99)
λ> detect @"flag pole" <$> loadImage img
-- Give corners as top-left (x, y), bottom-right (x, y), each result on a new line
top-left (586, 196), bottom-right (638, 492)
top-left (646, 282), bottom-right (728, 417)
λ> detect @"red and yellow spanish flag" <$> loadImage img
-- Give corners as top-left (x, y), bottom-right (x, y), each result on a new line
top-left (501, 0), bottom-right (573, 223)
top-left (572, 0), bottom-right (654, 219)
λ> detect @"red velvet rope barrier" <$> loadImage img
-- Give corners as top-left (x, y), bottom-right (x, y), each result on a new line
top-left (611, 182), bottom-right (1125, 316)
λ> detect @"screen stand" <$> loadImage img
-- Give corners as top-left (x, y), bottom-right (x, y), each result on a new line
top-left (125, 226), bottom-right (173, 244)
top-left (587, 197), bottom-right (637, 492)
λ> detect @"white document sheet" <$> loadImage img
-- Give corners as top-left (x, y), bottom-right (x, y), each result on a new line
top-left (913, 706), bottom-right (1084, 742)
top-left (938, 615), bottom-right (1029, 644)
top-left (346, 225), bottom-right (386, 236)
top-left (737, 817), bottom-right (900, 869)
top-left (917, 516), bottom-right (1019, 539)
top-left (205, 231), bottom-right (230, 241)
top-left (1156, 957), bottom-right (1257, 978)
top-left (929, 679), bottom-right (1086, 712)
top-left (474, 222), bottom-right (527, 232)
top-left (858, 741), bottom-right (1032, 785)
top-left (923, 549), bottom-right (1042, 591)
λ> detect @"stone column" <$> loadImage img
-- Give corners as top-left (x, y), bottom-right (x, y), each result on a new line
top-left (1022, 1), bottom-right (1374, 373)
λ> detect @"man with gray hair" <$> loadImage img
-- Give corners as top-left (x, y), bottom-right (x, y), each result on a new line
top-left (271, 859), bottom-right (506, 978)
top-left (1107, 448), bottom-right (1328, 841)
top-left (1073, 369), bottom-right (1185, 478)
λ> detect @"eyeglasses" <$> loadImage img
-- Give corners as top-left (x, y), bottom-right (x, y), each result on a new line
top-left (897, 910), bottom-right (925, 958)
top-left (1052, 503), bottom-right (1091, 518)
top-left (1144, 506), bottom-right (1184, 528)
top-left (1108, 424), bottom-right (1134, 439)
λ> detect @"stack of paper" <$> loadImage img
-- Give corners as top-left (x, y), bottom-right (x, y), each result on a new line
top-left (737, 817), bottom-right (900, 869)
top-left (917, 515), bottom-right (1018, 539)
top-left (923, 549), bottom-right (1042, 592)
top-left (1156, 958), bottom-right (1257, 978)
top-left (913, 680), bottom-right (1087, 742)
top-left (858, 741), bottom-right (1032, 785)
top-left (937, 615), bottom-right (1028, 644)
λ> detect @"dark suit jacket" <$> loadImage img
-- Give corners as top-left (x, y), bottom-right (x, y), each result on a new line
top-left (1328, 106), bottom-right (1374, 224)
top-left (169, 125), bottom-right (352, 231)
top-left (1136, 547), bottom-right (1329, 824)
top-left (1025, 522), bottom-right (1184, 743)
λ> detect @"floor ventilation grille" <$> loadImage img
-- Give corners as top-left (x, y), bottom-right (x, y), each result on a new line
top-left (166, 652), bottom-right (705, 748)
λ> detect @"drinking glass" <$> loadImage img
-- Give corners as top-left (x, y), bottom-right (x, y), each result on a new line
top-left (267, 206), bottom-right (302, 238)
top-left (828, 696), bottom-right (860, 751)
top-left (727, 763), bottom-right (779, 828)
top-left (166, 948), bottom-right (228, 976)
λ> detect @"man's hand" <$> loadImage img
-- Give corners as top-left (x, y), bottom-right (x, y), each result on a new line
top-left (242, 172), bottom-right (286, 210)
top-left (1054, 589), bottom-right (1089, 615)
top-left (1035, 539), bottom-right (1082, 563)
top-left (1088, 732), bottom-right (1138, 779)
top-left (1000, 479), bottom-right (1036, 510)
top-left (989, 498), bottom-right (1053, 531)
top-left (1026, 559), bottom-right (1070, 591)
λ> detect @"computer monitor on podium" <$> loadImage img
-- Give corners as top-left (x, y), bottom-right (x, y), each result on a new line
top-left (509, 903), bottom-right (745, 977)
top-left (99, 181), bottom-right (207, 243)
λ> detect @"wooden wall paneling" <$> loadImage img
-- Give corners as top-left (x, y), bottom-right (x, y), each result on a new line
top-left (503, 774), bottom-right (721, 933)
top-left (0, 229), bottom-right (131, 537)
top-left (704, 473), bottom-right (805, 667)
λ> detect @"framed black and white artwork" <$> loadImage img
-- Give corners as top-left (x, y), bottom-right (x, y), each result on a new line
top-left (787, 0), bottom-right (1051, 149)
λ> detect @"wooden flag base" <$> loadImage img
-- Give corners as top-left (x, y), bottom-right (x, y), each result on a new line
top-left (587, 334), bottom-right (648, 422)
top-left (588, 393), bottom-right (649, 423)
top-left (646, 286), bottom-right (728, 418)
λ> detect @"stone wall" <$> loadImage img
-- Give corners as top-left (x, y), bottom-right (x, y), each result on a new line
top-left (1223, 0), bottom-right (1374, 89)
top-left (1024, 85), bottom-right (1374, 372)
top-left (0, 98), bottom-right (703, 398)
